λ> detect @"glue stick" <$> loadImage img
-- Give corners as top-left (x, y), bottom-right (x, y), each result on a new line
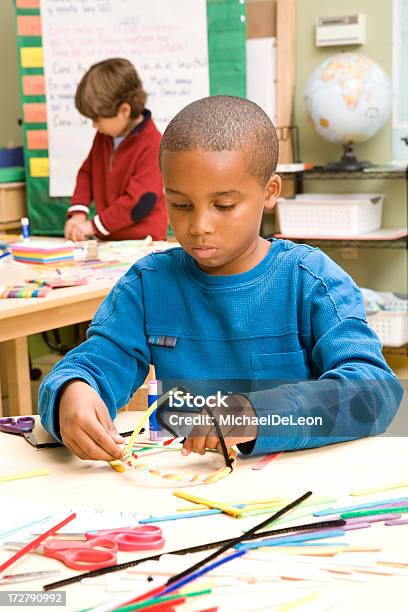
top-left (148, 379), bottom-right (166, 441)
top-left (21, 217), bottom-right (30, 240)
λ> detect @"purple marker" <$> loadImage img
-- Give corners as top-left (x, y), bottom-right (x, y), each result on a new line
top-left (148, 380), bottom-right (166, 441)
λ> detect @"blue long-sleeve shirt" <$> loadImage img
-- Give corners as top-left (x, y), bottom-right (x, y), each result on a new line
top-left (39, 239), bottom-right (403, 454)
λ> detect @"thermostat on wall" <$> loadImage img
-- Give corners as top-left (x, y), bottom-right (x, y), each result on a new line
top-left (315, 14), bottom-right (366, 46)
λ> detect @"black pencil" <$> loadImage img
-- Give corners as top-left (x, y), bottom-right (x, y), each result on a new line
top-left (43, 490), bottom-right (318, 591)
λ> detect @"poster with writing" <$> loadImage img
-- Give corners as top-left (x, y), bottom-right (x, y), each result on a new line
top-left (40, 0), bottom-right (210, 196)
top-left (392, 0), bottom-right (408, 162)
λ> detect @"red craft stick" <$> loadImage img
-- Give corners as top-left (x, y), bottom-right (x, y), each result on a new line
top-left (252, 452), bottom-right (282, 470)
top-left (0, 513), bottom-right (76, 575)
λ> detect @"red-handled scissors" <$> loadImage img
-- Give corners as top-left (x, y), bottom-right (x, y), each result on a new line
top-left (0, 417), bottom-right (37, 446)
top-left (85, 525), bottom-right (165, 551)
top-left (5, 537), bottom-right (118, 571)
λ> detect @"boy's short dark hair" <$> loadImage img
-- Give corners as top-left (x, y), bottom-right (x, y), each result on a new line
top-left (159, 96), bottom-right (279, 186)
top-left (75, 58), bottom-right (147, 119)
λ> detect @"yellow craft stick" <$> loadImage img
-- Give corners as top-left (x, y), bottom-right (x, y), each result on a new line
top-left (109, 398), bottom-right (159, 472)
top-left (173, 490), bottom-right (243, 517)
top-left (350, 482), bottom-right (408, 496)
top-left (177, 497), bottom-right (288, 512)
top-left (275, 592), bottom-right (320, 612)
top-left (124, 398), bottom-right (159, 449)
top-left (177, 500), bottom-right (286, 512)
top-left (265, 545), bottom-right (381, 556)
top-left (0, 469), bottom-right (50, 483)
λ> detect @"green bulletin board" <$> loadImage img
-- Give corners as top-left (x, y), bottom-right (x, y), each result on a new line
top-left (14, 0), bottom-right (246, 236)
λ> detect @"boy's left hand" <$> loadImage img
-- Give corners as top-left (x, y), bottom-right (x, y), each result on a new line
top-left (181, 394), bottom-right (257, 456)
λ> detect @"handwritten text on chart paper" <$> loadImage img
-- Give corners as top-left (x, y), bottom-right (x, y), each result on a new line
top-left (39, 0), bottom-right (210, 196)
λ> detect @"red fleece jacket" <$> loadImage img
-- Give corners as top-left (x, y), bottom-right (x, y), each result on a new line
top-left (69, 110), bottom-right (168, 240)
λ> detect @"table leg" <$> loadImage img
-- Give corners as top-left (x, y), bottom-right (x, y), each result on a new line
top-left (0, 344), bottom-right (8, 417)
top-left (3, 337), bottom-right (33, 416)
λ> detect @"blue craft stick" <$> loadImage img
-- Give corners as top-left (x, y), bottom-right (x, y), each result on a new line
top-left (161, 549), bottom-right (246, 596)
top-left (139, 504), bottom-right (246, 524)
top-left (313, 497), bottom-right (408, 517)
top-left (139, 509), bottom-right (222, 523)
top-left (235, 529), bottom-right (345, 551)
top-left (0, 251), bottom-right (11, 261)
top-left (280, 541), bottom-right (348, 547)
top-left (0, 515), bottom-right (52, 541)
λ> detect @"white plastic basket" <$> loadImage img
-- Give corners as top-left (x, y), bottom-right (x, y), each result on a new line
top-left (276, 193), bottom-right (384, 238)
top-left (367, 311), bottom-right (408, 347)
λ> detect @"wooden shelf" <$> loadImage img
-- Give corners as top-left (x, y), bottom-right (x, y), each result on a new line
top-left (281, 168), bottom-right (408, 181)
top-left (0, 221), bottom-right (21, 231)
top-left (274, 227), bottom-right (408, 249)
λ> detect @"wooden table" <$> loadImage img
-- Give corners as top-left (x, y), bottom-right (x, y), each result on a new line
top-left (1, 412), bottom-right (408, 611)
top-left (0, 260), bottom-right (114, 416)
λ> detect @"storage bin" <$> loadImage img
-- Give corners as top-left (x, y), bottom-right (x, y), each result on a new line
top-left (276, 193), bottom-right (384, 237)
top-left (367, 311), bottom-right (408, 347)
top-left (0, 182), bottom-right (27, 223)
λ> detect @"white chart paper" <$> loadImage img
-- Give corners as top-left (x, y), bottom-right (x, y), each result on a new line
top-left (40, 0), bottom-right (210, 196)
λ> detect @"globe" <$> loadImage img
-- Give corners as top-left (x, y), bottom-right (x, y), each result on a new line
top-left (304, 53), bottom-right (392, 170)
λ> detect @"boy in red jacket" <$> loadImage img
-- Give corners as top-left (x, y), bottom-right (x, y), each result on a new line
top-left (65, 58), bottom-right (168, 241)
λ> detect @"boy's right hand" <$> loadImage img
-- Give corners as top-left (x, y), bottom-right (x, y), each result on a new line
top-left (59, 380), bottom-right (124, 461)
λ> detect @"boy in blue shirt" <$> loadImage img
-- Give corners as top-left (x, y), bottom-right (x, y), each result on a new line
top-left (39, 96), bottom-right (403, 462)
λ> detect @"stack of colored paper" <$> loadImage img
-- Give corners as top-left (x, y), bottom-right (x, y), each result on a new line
top-left (11, 241), bottom-right (74, 265)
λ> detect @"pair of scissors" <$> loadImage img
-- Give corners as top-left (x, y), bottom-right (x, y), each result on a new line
top-left (84, 525), bottom-right (165, 552)
top-left (0, 417), bottom-right (37, 447)
top-left (5, 537), bottom-right (118, 571)
top-left (0, 417), bottom-right (62, 449)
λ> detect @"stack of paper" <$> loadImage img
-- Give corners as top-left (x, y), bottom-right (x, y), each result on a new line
top-left (11, 241), bottom-right (74, 265)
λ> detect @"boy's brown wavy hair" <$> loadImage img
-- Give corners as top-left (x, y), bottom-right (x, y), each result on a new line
top-left (75, 58), bottom-right (147, 119)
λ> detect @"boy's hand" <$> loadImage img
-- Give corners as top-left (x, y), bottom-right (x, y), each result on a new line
top-left (59, 380), bottom-right (124, 461)
top-left (64, 215), bottom-right (95, 241)
top-left (181, 394), bottom-right (257, 456)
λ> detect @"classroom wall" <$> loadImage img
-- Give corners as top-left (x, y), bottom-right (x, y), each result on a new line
top-left (0, 1), bottom-right (22, 148)
top-left (294, 0), bottom-right (407, 293)
top-left (0, 0), bottom-right (406, 296)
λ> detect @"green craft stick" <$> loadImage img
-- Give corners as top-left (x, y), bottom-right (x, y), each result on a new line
top-left (110, 587), bottom-right (213, 612)
top-left (240, 497), bottom-right (337, 519)
top-left (341, 506), bottom-right (408, 519)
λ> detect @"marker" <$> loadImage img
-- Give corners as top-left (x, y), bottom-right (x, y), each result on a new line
top-left (148, 380), bottom-right (166, 441)
top-left (21, 217), bottom-right (30, 240)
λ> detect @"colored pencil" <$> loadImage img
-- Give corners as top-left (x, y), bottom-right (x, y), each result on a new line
top-left (0, 513), bottom-right (76, 575)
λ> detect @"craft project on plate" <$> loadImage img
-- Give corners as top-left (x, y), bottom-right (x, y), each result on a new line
top-left (118, 391), bottom-right (237, 485)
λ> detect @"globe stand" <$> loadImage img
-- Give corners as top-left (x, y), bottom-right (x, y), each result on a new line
top-left (325, 141), bottom-right (372, 172)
